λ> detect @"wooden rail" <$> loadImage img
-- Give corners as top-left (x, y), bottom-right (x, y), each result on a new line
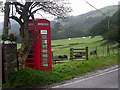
top-left (70, 47), bottom-right (88, 61)
top-left (53, 58), bottom-right (69, 64)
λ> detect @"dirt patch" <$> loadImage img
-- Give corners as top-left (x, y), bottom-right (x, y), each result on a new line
top-left (51, 45), bottom-right (64, 47)
top-left (69, 43), bottom-right (85, 45)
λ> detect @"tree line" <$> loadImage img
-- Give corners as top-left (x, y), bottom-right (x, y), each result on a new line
top-left (89, 10), bottom-right (119, 43)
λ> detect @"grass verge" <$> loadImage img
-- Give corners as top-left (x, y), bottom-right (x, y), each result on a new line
top-left (3, 53), bottom-right (119, 88)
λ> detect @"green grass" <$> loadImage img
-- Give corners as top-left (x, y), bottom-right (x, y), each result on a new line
top-left (3, 53), bottom-right (119, 88)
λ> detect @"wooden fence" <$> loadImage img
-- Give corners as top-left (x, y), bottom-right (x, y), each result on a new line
top-left (52, 44), bottom-right (119, 64)
top-left (52, 51), bottom-right (69, 64)
top-left (70, 47), bottom-right (88, 61)
top-left (52, 47), bottom-right (88, 64)
top-left (95, 45), bottom-right (119, 57)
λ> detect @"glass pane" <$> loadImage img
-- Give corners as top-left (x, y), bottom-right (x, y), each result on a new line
top-left (42, 49), bottom-right (48, 53)
top-left (41, 40), bottom-right (47, 44)
top-left (42, 64), bottom-right (48, 67)
top-left (41, 35), bottom-right (47, 39)
top-left (41, 30), bottom-right (47, 34)
top-left (31, 46), bottom-right (34, 49)
top-left (29, 39), bottom-right (33, 42)
top-left (42, 59), bottom-right (48, 63)
top-left (29, 30), bottom-right (33, 34)
top-left (29, 35), bottom-right (33, 39)
top-left (29, 50), bottom-right (34, 54)
top-left (28, 55), bottom-right (34, 58)
top-left (42, 54), bottom-right (48, 58)
top-left (41, 45), bottom-right (47, 49)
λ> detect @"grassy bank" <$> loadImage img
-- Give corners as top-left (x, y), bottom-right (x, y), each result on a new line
top-left (3, 53), bottom-right (119, 88)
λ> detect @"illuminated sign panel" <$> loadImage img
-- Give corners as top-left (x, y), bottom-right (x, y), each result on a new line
top-left (38, 23), bottom-right (49, 26)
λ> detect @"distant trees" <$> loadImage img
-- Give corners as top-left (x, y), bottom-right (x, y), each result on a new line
top-left (51, 21), bottom-right (85, 40)
top-left (89, 10), bottom-right (119, 43)
top-left (103, 26), bottom-right (118, 42)
top-left (89, 17), bottom-right (109, 36)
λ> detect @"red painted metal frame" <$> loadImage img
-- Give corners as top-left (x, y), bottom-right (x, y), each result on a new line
top-left (25, 18), bottom-right (52, 71)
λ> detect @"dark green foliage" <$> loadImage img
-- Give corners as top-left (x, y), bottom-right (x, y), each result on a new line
top-left (103, 26), bottom-right (119, 42)
top-left (3, 54), bottom-right (118, 88)
top-left (89, 10), bottom-right (119, 42)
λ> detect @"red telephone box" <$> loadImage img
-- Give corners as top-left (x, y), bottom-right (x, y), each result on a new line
top-left (25, 19), bottom-right (52, 71)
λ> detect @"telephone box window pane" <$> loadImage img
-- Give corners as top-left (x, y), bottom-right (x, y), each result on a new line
top-left (42, 54), bottom-right (48, 58)
top-left (42, 50), bottom-right (47, 53)
top-left (28, 55), bottom-right (34, 58)
top-left (41, 30), bottom-right (47, 34)
top-left (31, 46), bottom-right (34, 49)
top-left (29, 39), bottom-right (32, 42)
top-left (41, 35), bottom-right (47, 39)
top-left (41, 45), bottom-right (47, 49)
top-left (41, 40), bottom-right (47, 44)
top-left (42, 59), bottom-right (48, 63)
top-left (29, 35), bottom-right (33, 39)
top-left (29, 50), bottom-right (33, 54)
top-left (42, 64), bottom-right (48, 67)
top-left (29, 30), bottom-right (33, 34)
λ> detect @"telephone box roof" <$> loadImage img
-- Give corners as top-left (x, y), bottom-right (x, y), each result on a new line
top-left (29, 18), bottom-right (50, 22)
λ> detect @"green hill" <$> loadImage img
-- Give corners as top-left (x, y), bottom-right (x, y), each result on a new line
top-left (89, 6), bottom-right (119, 42)
top-left (51, 5), bottom-right (118, 40)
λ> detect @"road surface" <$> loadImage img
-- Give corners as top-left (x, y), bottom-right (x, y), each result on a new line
top-left (52, 68), bottom-right (119, 88)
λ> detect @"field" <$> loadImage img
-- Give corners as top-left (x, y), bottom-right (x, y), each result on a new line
top-left (51, 36), bottom-right (118, 59)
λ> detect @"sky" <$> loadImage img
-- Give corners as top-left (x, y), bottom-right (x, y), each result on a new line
top-left (0, 0), bottom-right (119, 22)
top-left (69, 0), bottom-right (119, 16)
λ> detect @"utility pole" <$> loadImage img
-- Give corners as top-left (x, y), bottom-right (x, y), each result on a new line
top-left (3, 2), bottom-right (10, 34)
top-left (107, 12), bottom-right (109, 30)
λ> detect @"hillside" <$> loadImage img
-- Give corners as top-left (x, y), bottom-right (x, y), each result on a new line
top-left (89, 7), bottom-right (119, 42)
top-left (51, 5), bottom-right (118, 40)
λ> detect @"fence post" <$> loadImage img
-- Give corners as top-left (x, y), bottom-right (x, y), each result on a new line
top-left (96, 46), bottom-right (98, 57)
top-left (70, 48), bottom-right (74, 61)
top-left (52, 51), bottom-right (54, 64)
top-left (103, 46), bottom-right (104, 56)
top-left (106, 45), bottom-right (109, 55)
top-left (86, 47), bottom-right (88, 60)
top-left (112, 46), bottom-right (115, 54)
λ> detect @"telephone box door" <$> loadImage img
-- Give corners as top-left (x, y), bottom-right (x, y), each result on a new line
top-left (38, 21), bottom-right (52, 71)
top-left (39, 29), bottom-right (52, 70)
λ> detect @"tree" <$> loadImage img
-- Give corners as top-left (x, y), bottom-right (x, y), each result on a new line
top-left (5, 0), bottom-right (71, 70)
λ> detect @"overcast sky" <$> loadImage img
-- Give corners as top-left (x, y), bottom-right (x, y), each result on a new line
top-left (69, 0), bottom-right (119, 16)
top-left (0, 0), bottom-right (119, 22)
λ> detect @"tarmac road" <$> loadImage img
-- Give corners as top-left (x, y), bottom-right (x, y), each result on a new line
top-left (52, 68), bottom-right (119, 88)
